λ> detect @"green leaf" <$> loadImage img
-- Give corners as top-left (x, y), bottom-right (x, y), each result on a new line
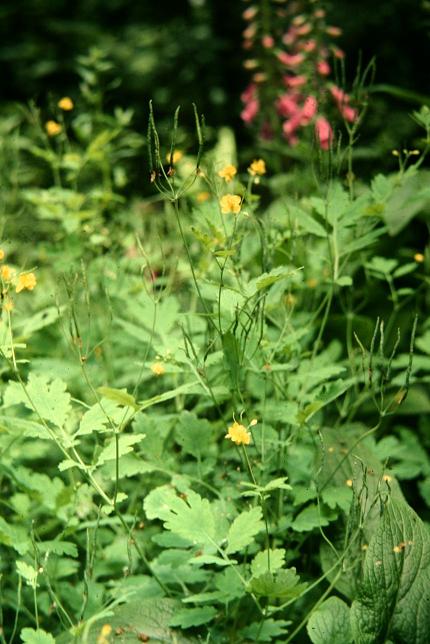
top-left (176, 411), bottom-right (213, 459)
top-left (96, 434), bottom-right (146, 465)
top-left (350, 498), bottom-right (430, 644)
top-left (225, 506), bottom-right (263, 554)
top-left (20, 628), bottom-right (56, 644)
top-left (146, 488), bottom-right (217, 548)
top-left (0, 518), bottom-right (30, 554)
top-left (77, 397), bottom-right (134, 435)
top-left (3, 373), bottom-right (71, 429)
top-left (16, 561), bottom-right (38, 588)
top-left (85, 598), bottom-right (194, 643)
top-left (248, 568), bottom-right (307, 599)
top-left (241, 619), bottom-right (290, 642)
top-left (251, 548), bottom-right (286, 577)
top-left (96, 386), bottom-right (139, 410)
top-left (288, 204), bottom-right (327, 237)
top-left (169, 606), bottom-right (217, 629)
top-left (291, 504), bottom-right (335, 532)
top-left (307, 596), bottom-right (353, 644)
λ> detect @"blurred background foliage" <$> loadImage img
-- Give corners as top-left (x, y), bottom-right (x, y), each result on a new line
top-left (1, 0), bottom-right (429, 134)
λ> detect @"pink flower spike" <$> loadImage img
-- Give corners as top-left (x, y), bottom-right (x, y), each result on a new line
top-left (282, 28), bottom-right (297, 46)
top-left (317, 60), bottom-right (331, 76)
top-left (333, 47), bottom-right (345, 59)
top-left (315, 117), bottom-right (333, 150)
top-left (262, 35), bottom-right (275, 48)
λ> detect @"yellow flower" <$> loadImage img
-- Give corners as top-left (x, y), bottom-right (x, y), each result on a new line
top-left (225, 421), bottom-right (251, 446)
top-left (58, 96), bottom-right (74, 111)
top-left (196, 191), bottom-right (210, 203)
top-left (166, 150), bottom-right (183, 164)
top-left (3, 298), bottom-right (13, 312)
top-left (248, 158), bottom-right (266, 176)
top-left (45, 120), bottom-right (62, 137)
top-left (97, 623), bottom-right (112, 644)
top-left (0, 249), bottom-right (4, 261)
top-left (220, 194), bottom-right (242, 214)
top-left (1, 265), bottom-right (12, 281)
top-left (414, 253), bottom-right (425, 263)
top-left (151, 362), bottom-right (165, 376)
top-left (218, 164), bottom-right (237, 182)
top-left (16, 272), bottom-right (37, 293)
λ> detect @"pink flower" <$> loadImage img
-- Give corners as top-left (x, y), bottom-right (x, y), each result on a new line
top-left (315, 117), bottom-right (333, 150)
top-left (302, 96), bottom-right (318, 122)
top-left (241, 84), bottom-right (256, 103)
top-left (330, 85), bottom-right (348, 104)
top-left (241, 98), bottom-right (260, 124)
top-left (317, 60), bottom-right (331, 76)
top-left (341, 105), bottom-right (358, 123)
top-left (296, 23), bottom-right (311, 36)
top-left (284, 74), bottom-right (307, 88)
top-left (277, 93), bottom-right (300, 118)
top-left (301, 39), bottom-right (317, 53)
top-left (332, 47), bottom-right (345, 59)
top-left (262, 35), bottom-right (275, 48)
top-left (282, 28), bottom-right (297, 46)
top-left (277, 52), bottom-right (305, 66)
top-left (326, 26), bottom-right (342, 37)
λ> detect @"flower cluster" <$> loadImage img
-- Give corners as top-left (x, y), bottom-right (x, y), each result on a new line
top-left (240, 1), bottom-right (359, 149)
top-left (217, 159), bottom-right (266, 214)
top-left (45, 96), bottom-right (74, 137)
top-left (0, 248), bottom-right (37, 312)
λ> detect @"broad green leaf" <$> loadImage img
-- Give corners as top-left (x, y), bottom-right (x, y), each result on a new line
top-left (77, 397), bottom-right (134, 435)
top-left (84, 598), bottom-right (194, 643)
top-left (241, 619), bottom-right (290, 642)
top-left (96, 434), bottom-right (146, 465)
top-left (15, 306), bottom-right (64, 337)
top-left (291, 504), bottom-right (335, 532)
top-left (20, 628), bottom-right (56, 644)
top-left (163, 491), bottom-right (217, 548)
top-left (176, 411), bottom-right (213, 458)
top-left (288, 205), bottom-right (327, 237)
top-left (169, 606), bottom-right (216, 629)
top-left (248, 568), bottom-right (307, 599)
top-left (0, 518), bottom-right (30, 555)
top-left (3, 373), bottom-right (71, 429)
top-left (307, 596), bottom-right (352, 644)
top-left (251, 548), bottom-right (286, 577)
top-left (350, 498), bottom-right (430, 644)
top-left (36, 541), bottom-right (78, 558)
top-left (225, 506), bottom-right (263, 554)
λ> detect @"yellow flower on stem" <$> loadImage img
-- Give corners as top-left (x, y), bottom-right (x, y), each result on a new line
top-left (414, 253), bottom-right (425, 263)
top-left (45, 120), bottom-right (62, 137)
top-left (151, 362), bottom-right (166, 376)
top-left (225, 421), bottom-right (251, 446)
top-left (248, 158), bottom-right (266, 176)
top-left (166, 150), bottom-right (183, 164)
top-left (220, 194), bottom-right (242, 214)
top-left (58, 96), bottom-right (74, 111)
top-left (218, 164), bottom-right (237, 182)
top-left (1, 265), bottom-right (12, 281)
top-left (3, 298), bottom-right (13, 312)
top-left (196, 191), bottom-right (210, 203)
top-left (16, 272), bottom-right (37, 293)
